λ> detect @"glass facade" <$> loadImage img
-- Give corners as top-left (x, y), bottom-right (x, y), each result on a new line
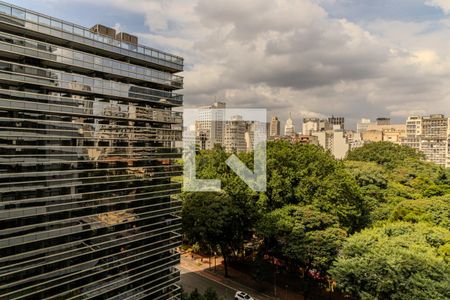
top-left (0, 2), bottom-right (183, 70)
top-left (0, 1), bottom-right (183, 299)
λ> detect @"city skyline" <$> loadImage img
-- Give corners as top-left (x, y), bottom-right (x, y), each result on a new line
top-left (7, 0), bottom-right (450, 127)
top-left (0, 2), bottom-right (449, 300)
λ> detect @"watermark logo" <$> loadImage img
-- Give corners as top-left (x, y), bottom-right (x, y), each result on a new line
top-left (183, 108), bottom-right (267, 192)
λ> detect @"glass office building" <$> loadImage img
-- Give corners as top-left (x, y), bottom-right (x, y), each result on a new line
top-left (0, 1), bottom-right (183, 299)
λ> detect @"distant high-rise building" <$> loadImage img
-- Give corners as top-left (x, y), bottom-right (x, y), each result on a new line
top-left (270, 116), bottom-right (281, 137)
top-left (312, 126), bottom-right (349, 159)
top-left (376, 117), bottom-right (391, 126)
top-left (284, 114), bottom-right (296, 136)
top-left (318, 119), bottom-right (329, 131)
top-left (0, 2), bottom-right (183, 299)
top-left (357, 118), bottom-right (372, 133)
top-left (224, 115), bottom-right (247, 153)
top-left (316, 116), bottom-right (344, 132)
top-left (365, 123), bottom-right (406, 144)
top-left (403, 114), bottom-right (449, 167)
top-left (245, 121), bottom-right (266, 152)
top-left (328, 116), bottom-right (345, 130)
top-left (346, 131), bottom-right (364, 150)
top-left (274, 134), bottom-right (319, 145)
top-left (196, 102), bottom-right (226, 149)
top-left (362, 130), bottom-right (384, 143)
top-left (302, 118), bottom-right (319, 135)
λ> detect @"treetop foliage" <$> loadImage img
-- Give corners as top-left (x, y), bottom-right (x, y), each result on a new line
top-left (182, 140), bottom-right (450, 298)
top-left (330, 222), bottom-right (450, 300)
top-left (346, 141), bottom-right (424, 167)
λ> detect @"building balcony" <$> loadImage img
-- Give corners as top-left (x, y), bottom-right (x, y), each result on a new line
top-left (0, 1), bottom-right (183, 72)
top-left (0, 31), bottom-right (183, 89)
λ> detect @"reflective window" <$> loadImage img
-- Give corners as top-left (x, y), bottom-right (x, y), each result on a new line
top-left (73, 52), bottom-right (83, 60)
top-left (62, 49), bottom-right (72, 58)
top-left (73, 26), bottom-right (83, 36)
top-left (84, 31), bottom-right (93, 39)
top-left (39, 16), bottom-right (51, 26)
top-left (0, 4), bottom-right (11, 14)
top-left (50, 19), bottom-right (62, 29)
top-left (84, 55), bottom-right (94, 64)
top-left (25, 12), bottom-right (38, 22)
top-left (62, 23), bottom-right (73, 33)
top-left (0, 31), bottom-right (182, 90)
top-left (94, 57), bottom-right (102, 65)
top-left (11, 8), bottom-right (25, 19)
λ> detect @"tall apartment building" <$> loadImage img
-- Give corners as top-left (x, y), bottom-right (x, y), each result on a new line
top-left (302, 117), bottom-right (319, 135)
top-left (269, 116), bottom-right (280, 138)
top-left (284, 114), bottom-right (296, 136)
top-left (376, 117), bottom-right (391, 126)
top-left (195, 102), bottom-right (225, 150)
top-left (403, 114), bottom-right (449, 167)
top-left (224, 115), bottom-right (247, 153)
top-left (274, 134), bottom-right (319, 145)
top-left (363, 124), bottom-right (406, 144)
top-left (327, 116), bottom-right (345, 130)
top-left (0, 2), bottom-right (183, 299)
top-left (312, 125), bottom-right (349, 159)
top-left (245, 121), bottom-right (267, 152)
top-left (346, 130), bottom-right (364, 150)
top-left (315, 116), bottom-right (345, 132)
top-left (357, 118), bottom-right (372, 133)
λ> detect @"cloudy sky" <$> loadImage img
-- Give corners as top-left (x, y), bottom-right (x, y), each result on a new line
top-left (10, 0), bottom-right (450, 128)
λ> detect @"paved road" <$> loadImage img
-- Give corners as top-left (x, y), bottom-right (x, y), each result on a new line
top-left (180, 266), bottom-right (236, 299)
top-left (180, 266), bottom-right (251, 300)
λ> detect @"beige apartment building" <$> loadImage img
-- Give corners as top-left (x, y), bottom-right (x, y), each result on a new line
top-left (403, 114), bottom-right (450, 167)
top-left (312, 125), bottom-right (349, 159)
top-left (285, 114), bottom-right (296, 136)
top-left (270, 116), bottom-right (281, 137)
top-left (224, 115), bottom-right (248, 153)
top-left (363, 124), bottom-right (406, 144)
top-left (195, 102), bottom-right (226, 149)
top-left (362, 130), bottom-right (383, 142)
top-left (274, 134), bottom-right (319, 145)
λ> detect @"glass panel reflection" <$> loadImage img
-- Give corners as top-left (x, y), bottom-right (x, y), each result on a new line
top-left (0, 2), bottom-right (183, 299)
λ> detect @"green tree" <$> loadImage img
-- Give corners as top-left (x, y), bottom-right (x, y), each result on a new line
top-left (181, 288), bottom-right (222, 300)
top-left (257, 205), bottom-right (347, 273)
top-left (194, 146), bottom-right (260, 255)
top-left (330, 222), bottom-right (450, 300)
top-left (346, 142), bottom-right (424, 167)
top-left (390, 197), bottom-right (450, 228)
top-left (345, 145), bottom-right (450, 223)
top-left (262, 141), bottom-right (369, 231)
top-left (182, 192), bottom-right (243, 277)
top-left (258, 205), bottom-right (347, 298)
top-left (186, 289), bottom-right (204, 300)
top-left (203, 288), bottom-right (221, 300)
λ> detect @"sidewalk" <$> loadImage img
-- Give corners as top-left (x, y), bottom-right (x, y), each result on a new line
top-left (180, 252), bottom-right (305, 300)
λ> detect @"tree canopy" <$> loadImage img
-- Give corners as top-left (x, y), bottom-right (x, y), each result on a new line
top-left (330, 222), bottom-right (450, 300)
top-left (346, 141), bottom-right (424, 167)
top-left (257, 205), bottom-right (347, 273)
top-left (181, 140), bottom-right (450, 298)
top-left (181, 191), bottom-right (246, 276)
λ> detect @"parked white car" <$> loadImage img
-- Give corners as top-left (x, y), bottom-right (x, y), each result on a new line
top-left (234, 291), bottom-right (254, 300)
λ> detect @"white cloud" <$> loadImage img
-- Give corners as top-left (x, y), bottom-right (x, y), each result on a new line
top-left (26, 0), bottom-right (450, 126)
top-left (425, 0), bottom-right (450, 14)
